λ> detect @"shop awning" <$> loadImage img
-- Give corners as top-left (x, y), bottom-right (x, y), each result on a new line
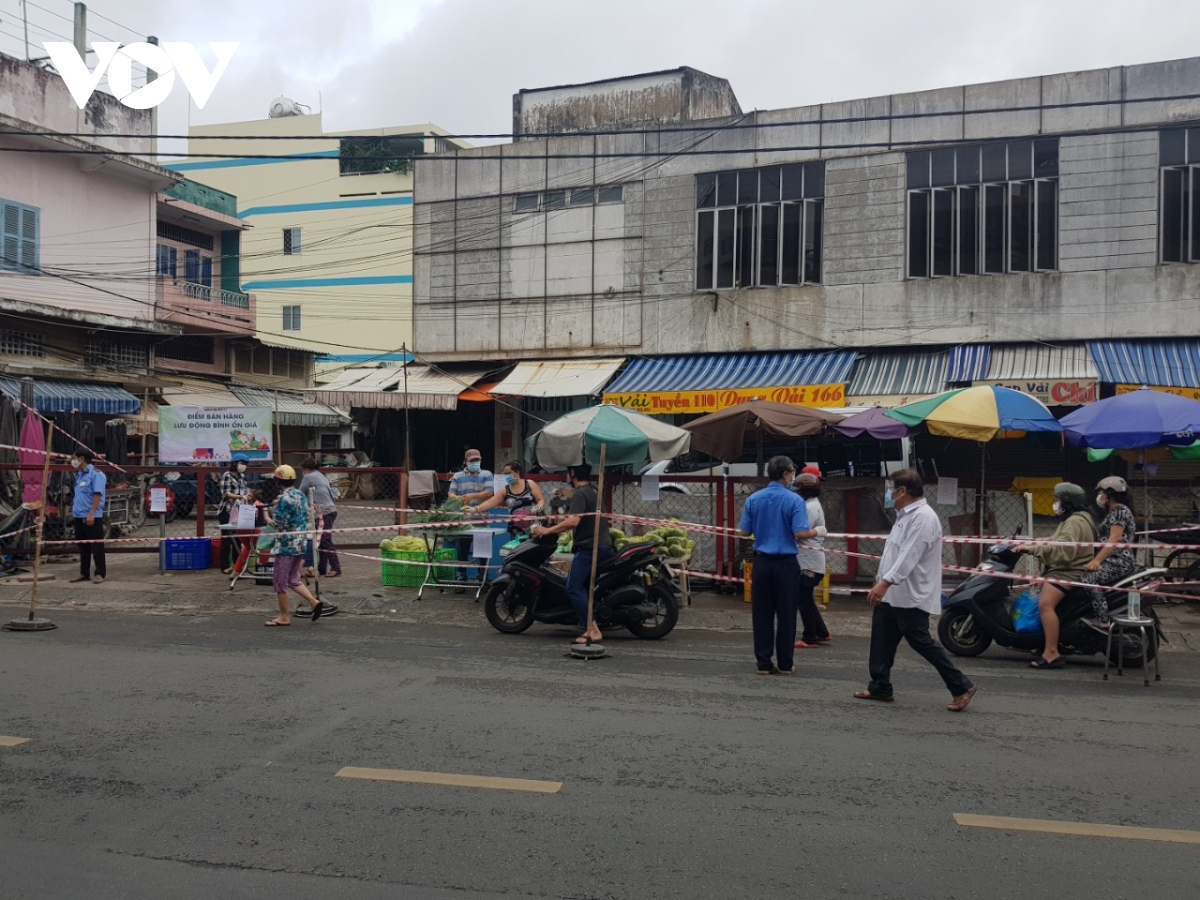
top-left (229, 386), bottom-right (351, 428)
top-left (847, 350), bottom-right (948, 406)
top-left (0, 376), bottom-right (140, 415)
top-left (602, 350), bottom-right (856, 413)
top-left (1088, 339), bottom-right (1200, 388)
top-left (158, 376), bottom-right (244, 408)
top-left (459, 382), bottom-right (501, 403)
top-left (120, 400), bottom-right (161, 436)
top-left (947, 345), bottom-right (990, 383)
top-left (490, 358), bottom-right (625, 398)
top-left (305, 364), bottom-right (493, 411)
top-left (975, 343), bottom-right (1099, 405)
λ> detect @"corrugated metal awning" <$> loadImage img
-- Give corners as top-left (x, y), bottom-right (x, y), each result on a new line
top-left (985, 343), bottom-right (1098, 380)
top-left (1088, 339), bottom-right (1200, 387)
top-left (158, 376), bottom-right (244, 408)
top-left (604, 350), bottom-right (857, 393)
top-left (304, 365), bottom-right (493, 411)
top-left (0, 376), bottom-right (141, 415)
top-left (848, 350), bottom-right (949, 397)
top-left (490, 358), bottom-right (624, 397)
top-left (230, 386), bottom-right (350, 428)
top-left (947, 345), bottom-right (990, 383)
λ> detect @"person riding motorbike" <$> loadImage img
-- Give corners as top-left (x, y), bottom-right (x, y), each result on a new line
top-left (1013, 483), bottom-right (1098, 669)
top-left (1082, 475), bottom-right (1138, 631)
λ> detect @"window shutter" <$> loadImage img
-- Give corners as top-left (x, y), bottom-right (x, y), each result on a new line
top-left (19, 205), bottom-right (37, 271)
top-left (2, 203), bottom-right (19, 269)
top-left (201, 256), bottom-right (213, 287)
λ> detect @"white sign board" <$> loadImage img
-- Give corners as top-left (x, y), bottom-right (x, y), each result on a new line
top-left (148, 485), bottom-right (168, 513)
top-left (234, 503), bottom-right (258, 530)
top-left (641, 476), bottom-right (661, 502)
top-left (158, 406), bottom-right (274, 464)
top-left (936, 477), bottom-right (959, 506)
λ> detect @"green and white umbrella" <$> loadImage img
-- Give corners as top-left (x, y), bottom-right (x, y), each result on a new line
top-left (526, 404), bottom-right (691, 469)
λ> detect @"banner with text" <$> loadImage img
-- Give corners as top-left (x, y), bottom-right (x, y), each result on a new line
top-left (1116, 384), bottom-right (1200, 402)
top-left (603, 384), bottom-right (845, 414)
top-left (158, 407), bottom-right (274, 463)
top-left (972, 380), bottom-right (1097, 406)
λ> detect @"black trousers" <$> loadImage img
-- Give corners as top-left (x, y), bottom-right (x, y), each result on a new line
top-left (751, 554), bottom-right (800, 671)
top-left (74, 518), bottom-right (106, 579)
top-left (868, 603), bottom-right (972, 698)
top-left (798, 569), bottom-right (830, 642)
top-left (218, 509), bottom-right (236, 569)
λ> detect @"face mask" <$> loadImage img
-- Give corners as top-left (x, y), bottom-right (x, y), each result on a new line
top-left (70, 458), bottom-right (81, 470)
top-left (237, 464), bottom-right (247, 473)
top-left (1096, 493), bottom-right (1107, 507)
top-left (884, 487), bottom-right (894, 509)
top-left (467, 462), bottom-right (481, 474)
top-left (505, 474), bottom-right (516, 485)
top-left (1052, 500), bottom-right (1063, 516)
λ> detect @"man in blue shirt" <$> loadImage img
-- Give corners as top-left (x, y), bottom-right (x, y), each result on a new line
top-left (740, 456), bottom-right (826, 675)
top-left (447, 449), bottom-right (494, 587)
top-left (70, 449), bottom-right (107, 584)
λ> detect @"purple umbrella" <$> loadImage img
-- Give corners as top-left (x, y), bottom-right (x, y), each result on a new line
top-left (19, 412), bottom-right (47, 506)
top-left (834, 407), bottom-right (911, 439)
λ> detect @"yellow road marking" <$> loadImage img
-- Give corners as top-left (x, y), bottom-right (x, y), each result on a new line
top-left (0, 736), bottom-right (30, 748)
top-left (955, 813), bottom-right (1200, 845)
top-left (336, 766), bottom-right (561, 794)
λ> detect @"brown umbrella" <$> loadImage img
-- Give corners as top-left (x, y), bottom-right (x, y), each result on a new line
top-left (682, 400), bottom-right (841, 466)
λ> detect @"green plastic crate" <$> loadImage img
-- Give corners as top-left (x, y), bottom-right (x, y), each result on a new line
top-left (381, 547), bottom-right (429, 587)
top-left (432, 548), bottom-right (456, 581)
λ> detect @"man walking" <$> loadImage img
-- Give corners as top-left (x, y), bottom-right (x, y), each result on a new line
top-left (854, 469), bottom-right (977, 712)
top-left (69, 449), bottom-right (106, 584)
top-left (739, 456), bottom-right (825, 675)
top-left (531, 465), bottom-right (611, 643)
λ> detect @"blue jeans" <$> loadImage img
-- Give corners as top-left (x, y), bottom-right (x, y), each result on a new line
top-left (566, 547), bottom-right (614, 629)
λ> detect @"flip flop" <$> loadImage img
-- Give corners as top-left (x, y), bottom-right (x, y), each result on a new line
top-left (853, 690), bottom-right (894, 702)
top-left (264, 619), bottom-right (290, 627)
top-left (1029, 656), bottom-right (1065, 669)
top-left (310, 601), bottom-right (324, 622)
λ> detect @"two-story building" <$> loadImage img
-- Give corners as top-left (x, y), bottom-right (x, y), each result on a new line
top-left (412, 61), bottom-right (1200, 470)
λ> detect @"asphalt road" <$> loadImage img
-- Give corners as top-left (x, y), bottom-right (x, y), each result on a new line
top-left (2, 609), bottom-right (1199, 900)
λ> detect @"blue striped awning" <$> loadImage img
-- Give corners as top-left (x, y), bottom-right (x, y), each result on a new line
top-left (848, 350), bottom-right (949, 396)
top-left (0, 376), bottom-right (141, 415)
top-left (1087, 340), bottom-right (1200, 388)
top-left (947, 345), bottom-right (990, 383)
top-left (604, 350), bottom-right (858, 394)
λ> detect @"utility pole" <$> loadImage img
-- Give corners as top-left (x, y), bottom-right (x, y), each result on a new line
top-left (20, 0), bottom-right (29, 61)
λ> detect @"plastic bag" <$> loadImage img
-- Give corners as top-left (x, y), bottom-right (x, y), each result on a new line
top-left (1011, 591), bottom-right (1043, 634)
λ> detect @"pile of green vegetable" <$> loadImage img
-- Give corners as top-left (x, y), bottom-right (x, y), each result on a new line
top-left (410, 496), bottom-right (468, 524)
top-left (379, 535), bottom-right (428, 554)
top-left (610, 522), bottom-right (697, 558)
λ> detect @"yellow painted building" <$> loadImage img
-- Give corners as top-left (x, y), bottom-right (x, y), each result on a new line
top-left (174, 111), bottom-right (468, 377)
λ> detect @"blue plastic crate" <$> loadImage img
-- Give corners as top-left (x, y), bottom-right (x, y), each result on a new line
top-left (161, 538), bottom-right (212, 571)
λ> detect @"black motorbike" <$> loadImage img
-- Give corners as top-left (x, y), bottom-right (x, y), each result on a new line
top-left (938, 544), bottom-right (1167, 666)
top-left (483, 535), bottom-right (680, 639)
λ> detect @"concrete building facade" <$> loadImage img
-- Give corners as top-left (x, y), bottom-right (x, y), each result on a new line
top-left (413, 58), bottom-right (1200, 365)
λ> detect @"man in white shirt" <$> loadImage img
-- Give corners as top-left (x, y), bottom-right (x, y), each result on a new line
top-left (854, 469), bottom-right (978, 712)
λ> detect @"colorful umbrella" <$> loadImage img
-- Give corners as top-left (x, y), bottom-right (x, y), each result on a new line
top-left (526, 404), bottom-right (691, 469)
top-left (886, 385), bottom-right (1062, 442)
top-left (835, 406), bottom-right (911, 440)
top-left (1060, 387), bottom-right (1200, 450)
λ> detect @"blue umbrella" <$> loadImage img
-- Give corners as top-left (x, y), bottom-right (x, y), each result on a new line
top-left (1059, 388), bottom-right (1200, 449)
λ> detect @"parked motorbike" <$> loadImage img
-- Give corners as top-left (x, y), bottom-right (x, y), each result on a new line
top-left (483, 534), bottom-right (680, 639)
top-left (938, 543), bottom-right (1167, 667)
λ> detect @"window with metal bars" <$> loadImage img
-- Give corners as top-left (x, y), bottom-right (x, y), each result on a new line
top-left (906, 139), bottom-right (1058, 277)
top-left (1, 200), bottom-right (39, 273)
top-left (0, 329), bottom-right (45, 358)
top-left (156, 221), bottom-right (214, 251)
top-left (694, 163), bottom-right (825, 289)
top-left (283, 228), bottom-right (302, 255)
top-left (1160, 126), bottom-right (1200, 264)
top-left (85, 340), bottom-right (148, 369)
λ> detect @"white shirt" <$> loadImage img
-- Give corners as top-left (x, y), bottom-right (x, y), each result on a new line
top-left (878, 497), bottom-right (943, 615)
top-left (797, 497), bottom-right (826, 573)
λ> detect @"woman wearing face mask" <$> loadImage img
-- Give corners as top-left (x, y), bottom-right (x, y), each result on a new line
top-left (794, 471), bottom-right (832, 648)
top-left (1013, 483), bottom-right (1098, 669)
top-left (1081, 476), bottom-right (1138, 631)
top-left (469, 460), bottom-right (545, 536)
top-left (218, 454), bottom-right (250, 574)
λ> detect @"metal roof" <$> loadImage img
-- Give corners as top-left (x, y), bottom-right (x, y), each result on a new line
top-left (985, 344), bottom-right (1098, 381)
top-left (305, 365), bottom-right (494, 411)
top-left (229, 386), bottom-right (350, 428)
top-left (490, 359), bottom-right (625, 398)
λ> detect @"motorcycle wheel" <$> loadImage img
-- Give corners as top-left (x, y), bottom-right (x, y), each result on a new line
top-left (625, 583), bottom-right (679, 640)
top-left (937, 607), bottom-right (993, 657)
top-left (1107, 628), bottom-right (1158, 668)
top-left (483, 582), bottom-right (536, 634)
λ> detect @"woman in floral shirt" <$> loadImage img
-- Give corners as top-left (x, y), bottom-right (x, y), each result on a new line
top-left (1082, 476), bottom-right (1138, 630)
top-left (265, 464), bottom-right (324, 626)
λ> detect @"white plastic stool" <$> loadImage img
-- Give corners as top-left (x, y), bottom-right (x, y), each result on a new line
top-left (1103, 615), bottom-right (1161, 686)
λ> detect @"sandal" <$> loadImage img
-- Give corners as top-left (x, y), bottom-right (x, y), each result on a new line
top-left (853, 690), bottom-right (894, 702)
top-left (1029, 656), bottom-right (1065, 669)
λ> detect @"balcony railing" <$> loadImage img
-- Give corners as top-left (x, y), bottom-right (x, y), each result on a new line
top-left (179, 280), bottom-right (251, 309)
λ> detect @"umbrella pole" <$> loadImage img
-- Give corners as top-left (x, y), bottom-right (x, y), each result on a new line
top-left (5, 420), bottom-right (57, 632)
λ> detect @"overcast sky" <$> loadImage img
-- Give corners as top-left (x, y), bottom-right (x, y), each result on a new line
top-left (4, 0), bottom-right (1200, 149)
